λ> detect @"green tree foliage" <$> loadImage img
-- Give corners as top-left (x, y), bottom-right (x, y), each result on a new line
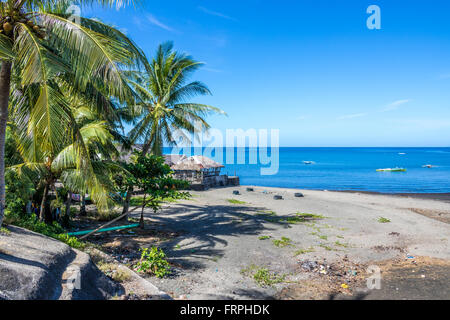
top-left (4, 170), bottom-right (34, 219)
top-left (123, 152), bottom-right (189, 227)
top-left (0, 0), bottom-right (146, 226)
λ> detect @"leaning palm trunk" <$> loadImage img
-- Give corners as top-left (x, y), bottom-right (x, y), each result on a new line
top-left (121, 186), bottom-right (133, 221)
top-left (0, 61), bottom-right (12, 227)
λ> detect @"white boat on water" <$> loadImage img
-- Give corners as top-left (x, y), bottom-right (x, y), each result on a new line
top-left (422, 164), bottom-right (434, 168)
top-left (376, 167), bottom-right (407, 172)
top-left (303, 161), bottom-right (315, 165)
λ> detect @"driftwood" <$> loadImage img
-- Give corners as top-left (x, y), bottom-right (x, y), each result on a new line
top-left (79, 203), bottom-right (148, 240)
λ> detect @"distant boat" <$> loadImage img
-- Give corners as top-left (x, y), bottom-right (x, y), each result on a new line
top-left (422, 164), bottom-right (434, 168)
top-left (303, 161), bottom-right (315, 165)
top-left (376, 167), bottom-right (407, 172)
top-left (398, 153), bottom-right (406, 155)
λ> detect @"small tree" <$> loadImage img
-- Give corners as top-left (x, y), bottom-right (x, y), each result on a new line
top-left (126, 153), bottom-right (188, 228)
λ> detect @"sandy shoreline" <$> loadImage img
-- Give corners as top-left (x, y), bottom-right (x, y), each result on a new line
top-left (130, 185), bottom-right (450, 299)
top-left (335, 190), bottom-right (450, 203)
top-left (92, 184), bottom-right (450, 300)
top-left (241, 185), bottom-right (450, 224)
top-left (240, 186), bottom-right (450, 202)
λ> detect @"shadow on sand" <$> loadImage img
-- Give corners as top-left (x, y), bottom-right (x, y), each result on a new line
top-left (129, 202), bottom-right (306, 272)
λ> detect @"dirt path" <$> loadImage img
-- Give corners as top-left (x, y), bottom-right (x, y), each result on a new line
top-left (121, 186), bottom-right (450, 300)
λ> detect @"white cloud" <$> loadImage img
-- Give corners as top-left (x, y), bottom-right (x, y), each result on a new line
top-left (381, 99), bottom-right (411, 112)
top-left (198, 6), bottom-right (236, 21)
top-left (203, 67), bottom-right (224, 73)
top-left (386, 118), bottom-right (450, 130)
top-left (201, 34), bottom-right (228, 48)
top-left (337, 113), bottom-right (367, 120)
top-left (146, 14), bottom-right (176, 32)
top-left (133, 16), bottom-right (142, 26)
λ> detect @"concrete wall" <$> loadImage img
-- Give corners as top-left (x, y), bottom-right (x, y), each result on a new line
top-left (188, 175), bottom-right (240, 191)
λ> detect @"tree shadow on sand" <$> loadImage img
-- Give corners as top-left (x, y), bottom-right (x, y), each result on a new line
top-left (129, 203), bottom-right (323, 273)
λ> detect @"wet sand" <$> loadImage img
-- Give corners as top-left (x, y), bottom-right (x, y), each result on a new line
top-left (336, 190), bottom-right (450, 203)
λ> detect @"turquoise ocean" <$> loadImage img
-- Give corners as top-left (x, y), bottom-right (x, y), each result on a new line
top-left (163, 147), bottom-right (450, 193)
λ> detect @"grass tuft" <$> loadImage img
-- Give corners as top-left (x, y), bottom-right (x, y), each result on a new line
top-left (241, 265), bottom-right (285, 287)
top-left (98, 262), bottom-right (132, 283)
top-left (334, 241), bottom-right (349, 248)
top-left (294, 247), bottom-right (315, 256)
top-left (227, 199), bottom-right (247, 205)
top-left (272, 237), bottom-right (293, 248)
top-left (319, 243), bottom-right (336, 251)
top-left (295, 212), bottom-right (325, 219)
top-left (0, 227), bottom-right (11, 235)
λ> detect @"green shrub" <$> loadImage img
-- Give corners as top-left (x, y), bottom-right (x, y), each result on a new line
top-left (0, 227), bottom-right (11, 235)
top-left (129, 192), bottom-right (191, 207)
top-left (5, 213), bottom-right (84, 249)
top-left (53, 233), bottom-right (86, 250)
top-left (4, 170), bottom-right (35, 218)
top-left (134, 247), bottom-right (170, 278)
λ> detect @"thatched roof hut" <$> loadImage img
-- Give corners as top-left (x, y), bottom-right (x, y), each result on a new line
top-left (171, 155), bottom-right (224, 171)
top-left (163, 154), bottom-right (187, 167)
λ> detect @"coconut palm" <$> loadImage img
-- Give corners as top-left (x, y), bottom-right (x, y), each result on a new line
top-left (8, 91), bottom-right (122, 221)
top-left (0, 0), bottom-right (146, 226)
top-left (127, 42), bottom-right (226, 156)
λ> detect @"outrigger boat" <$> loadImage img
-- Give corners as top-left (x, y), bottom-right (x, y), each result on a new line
top-left (303, 161), bottom-right (315, 165)
top-left (376, 167), bottom-right (407, 172)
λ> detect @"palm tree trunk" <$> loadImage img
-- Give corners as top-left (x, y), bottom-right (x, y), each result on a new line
top-left (141, 142), bottom-right (151, 156)
top-left (80, 194), bottom-right (86, 216)
top-left (65, 191), bottom-right (72, 218)
top-left (0, 61), bottom-right (12, 227)
top-left (39, 183), bottom-right (50, 222)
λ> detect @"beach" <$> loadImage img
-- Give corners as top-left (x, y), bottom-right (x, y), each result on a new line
top-left (107, 185), bottom-right (450, 300)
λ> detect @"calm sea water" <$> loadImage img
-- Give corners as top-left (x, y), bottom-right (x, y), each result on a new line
top-left (163, 147), bottom-right (450, 193)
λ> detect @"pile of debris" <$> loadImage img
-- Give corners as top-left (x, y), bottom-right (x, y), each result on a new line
top-left (297, 256), bottom-right (367, 293)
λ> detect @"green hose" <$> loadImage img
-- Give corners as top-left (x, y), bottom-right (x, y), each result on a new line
top-left (67, 223), bottom-right (139, 236)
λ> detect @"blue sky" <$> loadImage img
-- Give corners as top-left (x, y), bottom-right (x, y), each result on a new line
top-left (84, 0), bottom-right (450, 147)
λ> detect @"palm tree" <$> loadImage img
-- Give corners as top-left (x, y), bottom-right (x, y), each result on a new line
top-left (8, 89), bottom-right (121, 221)
top-left (127, 42), bottom-right (226, 156)
top-left (0, 0), bottom-right (146, 226)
